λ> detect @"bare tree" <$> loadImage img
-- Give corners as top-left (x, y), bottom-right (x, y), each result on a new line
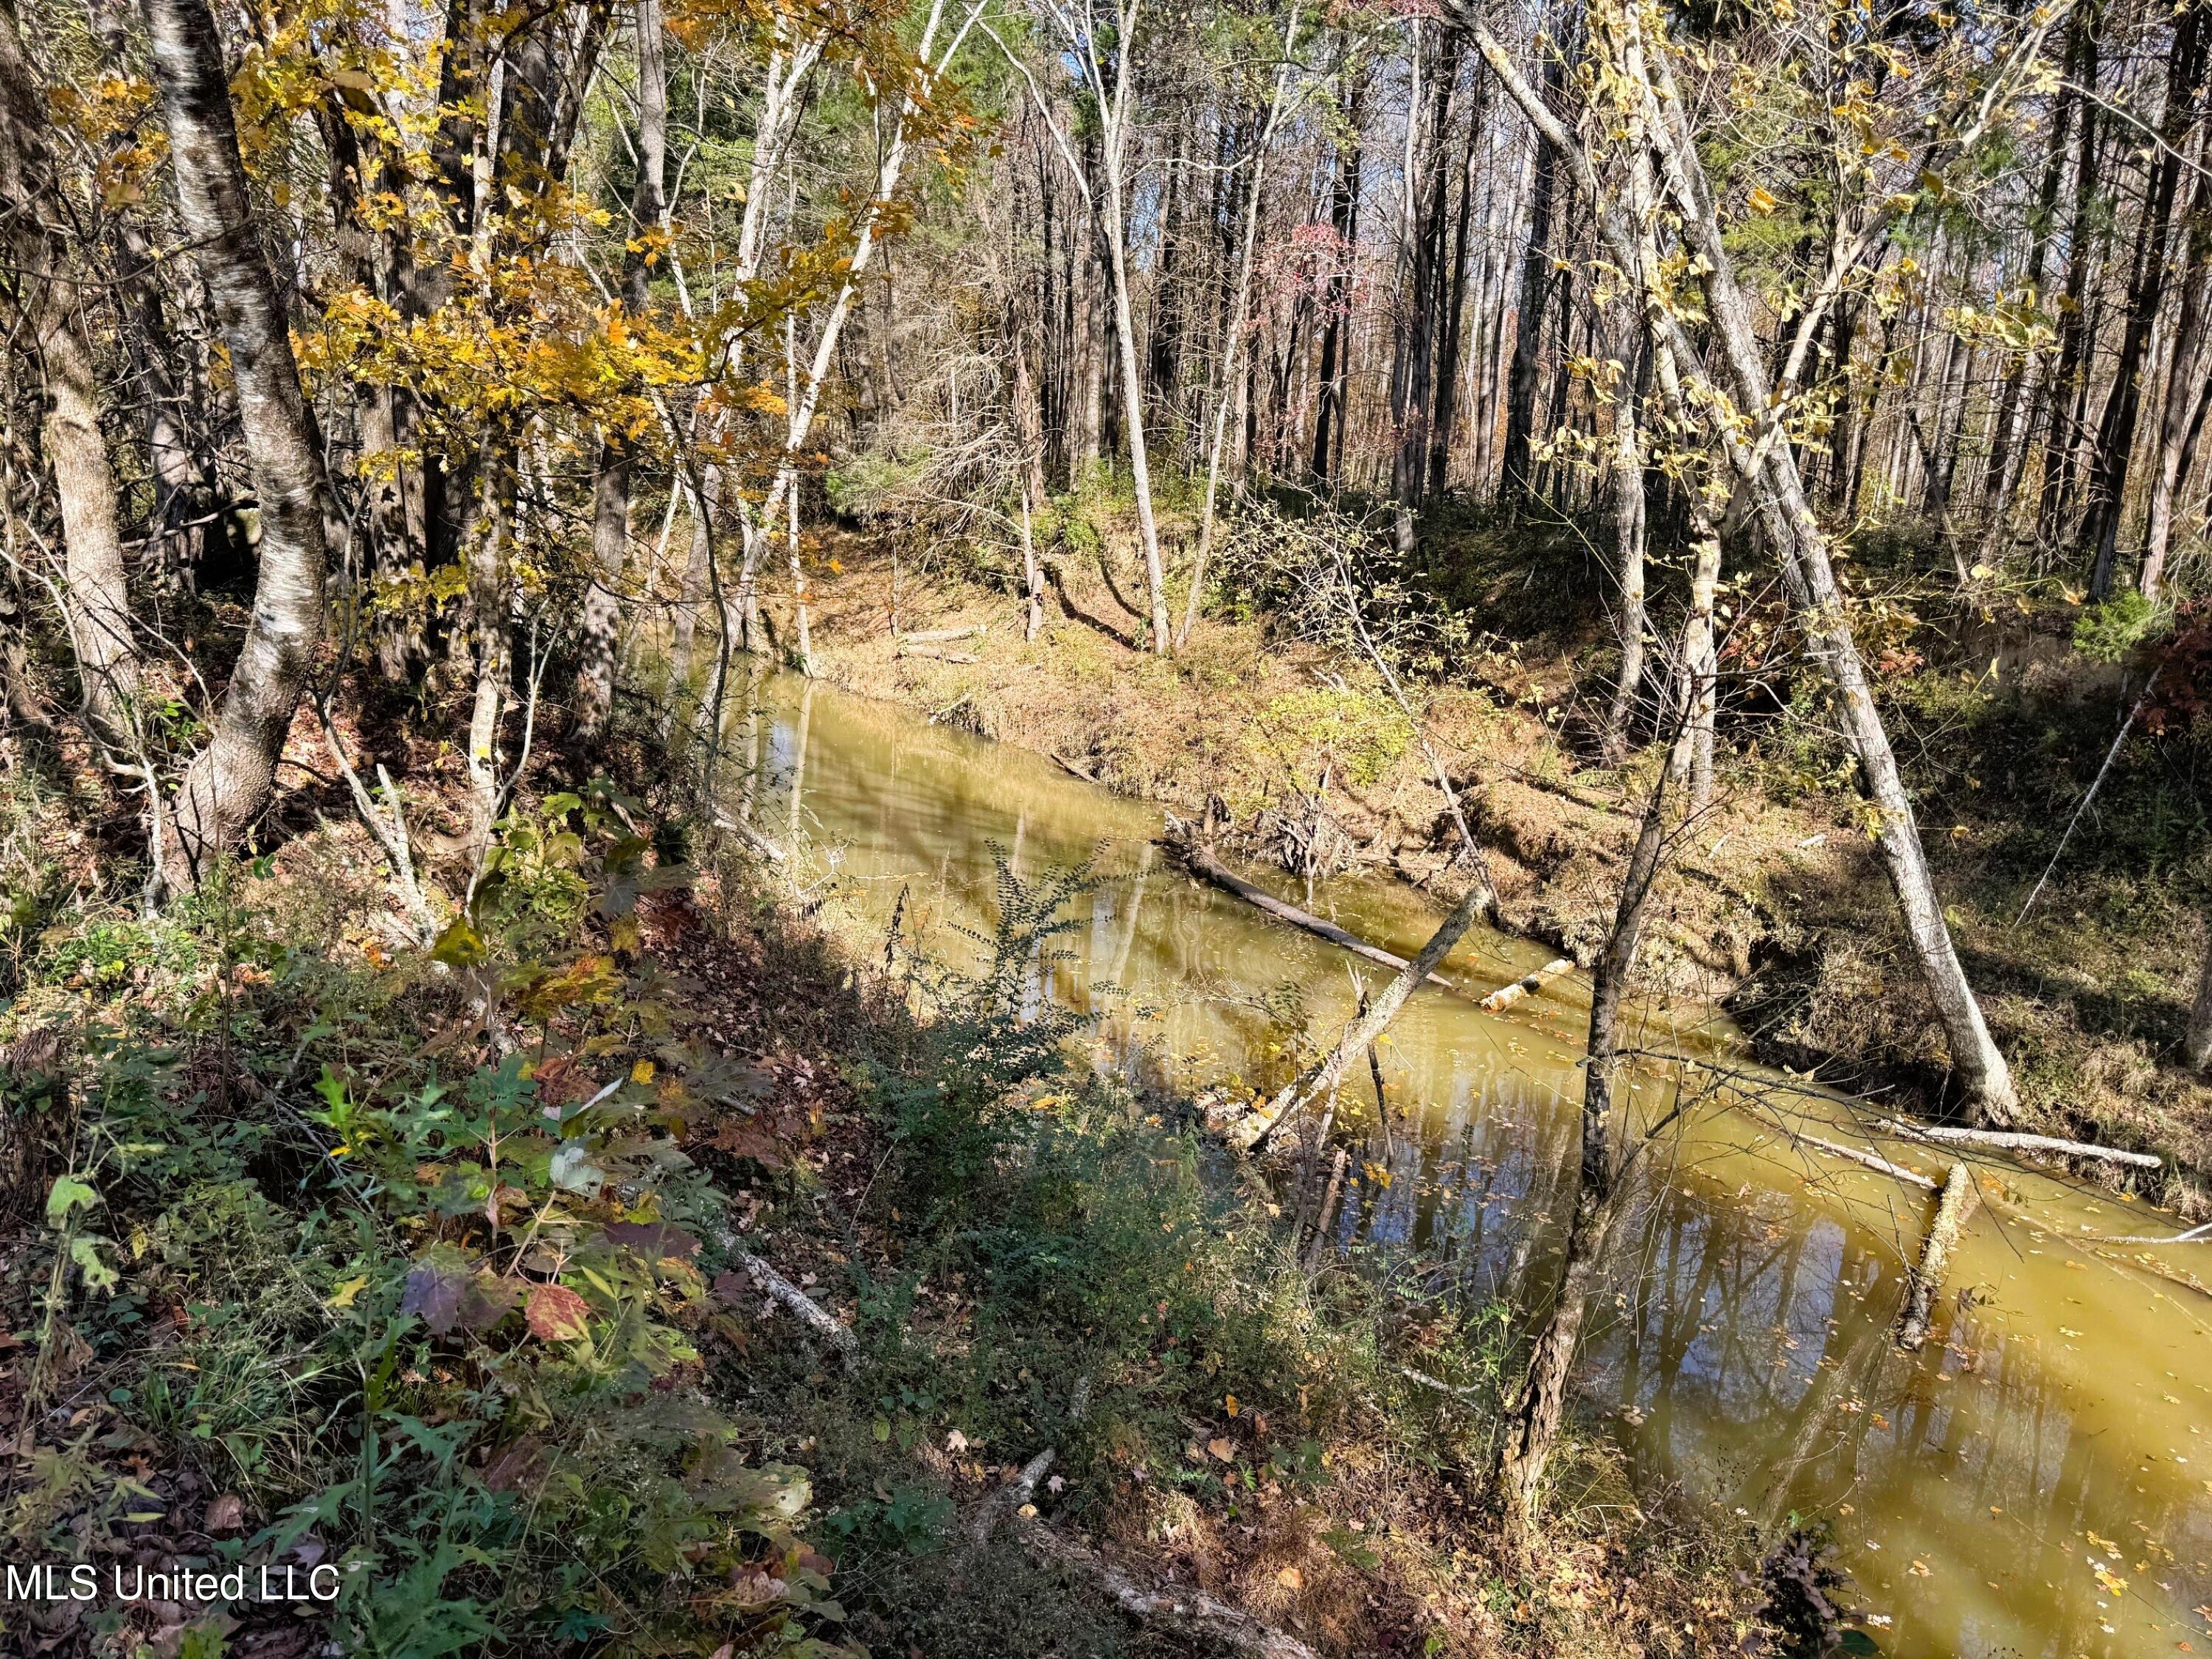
top-left (574, 0), bottom-right (670, 735)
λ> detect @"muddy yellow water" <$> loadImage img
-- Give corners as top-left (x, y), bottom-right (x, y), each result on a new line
top-left (723, 674), bottom-right (2212, 1659)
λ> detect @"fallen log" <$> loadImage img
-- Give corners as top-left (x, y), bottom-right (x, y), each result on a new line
top-left (1896, 1161), bottom-right (1978, 1351)
top-left (1004, 1492), bottom-right (1320, 1659)
top-left (1874, 1117), bottom-right (2162, 1172)
top-left (1792, 1131), bottom-right (1941, 1192)
top-left (895, 624), bottom-right (986, 644)
top-left (898, 644), bottom-right (980, 663)
top-left (969, 1433), bottom-right (1321, 1659)
top-left (712, 812), bottom-right (788, 863)
top-left (1174, 841), bottom-right (1460, 992)
top-left (1227, 880), bottom-right (1489, 1151)
top-left (1479, 957), bottom-right (1574, 1013)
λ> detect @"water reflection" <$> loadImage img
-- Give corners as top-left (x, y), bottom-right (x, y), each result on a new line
top-left (725, 675), bottom-right (2212, 1659)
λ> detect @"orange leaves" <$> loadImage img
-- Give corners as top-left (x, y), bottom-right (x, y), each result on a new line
top-left (526, 1282), bottom-right (593, 1341)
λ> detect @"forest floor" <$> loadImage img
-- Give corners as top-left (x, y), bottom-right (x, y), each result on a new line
top-left (793, 504), bottom-right (2212, 1214)
top-left (0, 714), bottom-right (1768, 1657)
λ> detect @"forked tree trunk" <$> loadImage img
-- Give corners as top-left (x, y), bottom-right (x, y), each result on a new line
top-left (1469, 14), bottom-right (2019, 1125)
top-left (0, 0), bottom-right (142, 737)
top-left (144, 0), bottom-right (330, 887)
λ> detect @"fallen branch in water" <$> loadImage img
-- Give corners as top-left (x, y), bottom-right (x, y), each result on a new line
top-left (1791, 1130), bottom-right (1941, 1192)
top-left (1226, 878), bottom-right (1490, 1152)
top-left (1172, 839), bottom-right (1462, 992)
top-left (1897, 1162), bottom-right (1978, 1351)
top-left (2081, 1218), bottom-right (2212, 1245)
top-left (1874, 1118), bottom-right (2162, 1172)
top-left (1302, 1147), bottom-right (1349, 1276)
top-left (1479, 957), bottom-right (1575, 1013)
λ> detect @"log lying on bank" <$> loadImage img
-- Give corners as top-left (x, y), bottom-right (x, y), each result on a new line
top-left (712, 812), bottom-right (788, 863)
top-left (1874, 1117), bottom-right (2163, 1172)
top-left (1172, 841), bottom-right (1461, 992)
top-left (897, 644), bottom-right (980, 663)
top-left (1479, 957), bottom-right (1574, 1013)
top-left (981, 1453), bottom-right (1321, 1659)
top-left (1896, 1161), bottom-right (1978, 1352)
top-left (894, 624), bottom-right (986, 644)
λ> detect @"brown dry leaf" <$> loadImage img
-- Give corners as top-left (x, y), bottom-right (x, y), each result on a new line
top-left (1208, 1437), bottom-right (1235, 1462)
top-left (204, 1494), bottom-right (244, 1531)
top-left (1276, 1565), bottom-right (1303, 1590)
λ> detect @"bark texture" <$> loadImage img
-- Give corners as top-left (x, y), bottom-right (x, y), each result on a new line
top-left (0, 0), bottom-right (142, 735)
top-left (145, 0), bottom-right (331, 884)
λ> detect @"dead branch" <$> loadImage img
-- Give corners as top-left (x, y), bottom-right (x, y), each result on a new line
top-left (1173, 838), bottom-right (1462, 992)
top-left (1874, 1117), bottom-right (2162, 1171)
top-left (1479, 957), bottom-right (1574, 1013)
top-left (898, 644), bottom-right (981, 662)
top-left (734, 1247), bottom-right (858, 1362)
top-left (1897, 1162), bottom-right (1979, 1351)
top-left (1007, 1499), bottom-right (1321, 1659)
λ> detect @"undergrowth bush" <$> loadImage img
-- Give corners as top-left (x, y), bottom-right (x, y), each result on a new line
top-left (4, 783), bottom-right (855, 1657)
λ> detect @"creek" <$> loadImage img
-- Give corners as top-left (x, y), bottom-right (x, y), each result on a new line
top-left (722, 672), bottom-right (2212, 1659)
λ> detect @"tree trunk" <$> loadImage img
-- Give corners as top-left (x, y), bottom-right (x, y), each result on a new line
top-left (0, 0), bottom-right (142, 737)
top-left (1600, 347), bottom-right (1648, 765)
top-left (1499, 51), bottom-right (1562, 508)
top-left (1099, 139), bottom-right (1172, 653)
top-left (1472, 15), bottom-right (2020, 1126)
top-left (2143, 154), bottom-right (2212, 598)
top-left (1310, 73), bottom-right (1362, 485)
top-left (2084, 4), bottom-right (2203, 595)
top-left (145, 0), bottom-right (331, 887)
top-left (574, 0), bottom-right (667, 734)
top-left (1181, 0), bottom-right (1301, 647)
top-left (1497, 665), bottom-right (1688, 1554)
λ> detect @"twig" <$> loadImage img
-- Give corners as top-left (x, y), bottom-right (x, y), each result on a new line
top-left (1791, 1130), bottom-right (1940, 1192)
top-left (2014, 667), bottom-right (2160, 926)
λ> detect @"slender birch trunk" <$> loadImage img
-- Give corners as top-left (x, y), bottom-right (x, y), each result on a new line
top-left (144, 0), bottom-right (331, 887)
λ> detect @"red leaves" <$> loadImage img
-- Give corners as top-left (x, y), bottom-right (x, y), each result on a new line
top-left (526, 1282), bottom-right (593, 1341)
